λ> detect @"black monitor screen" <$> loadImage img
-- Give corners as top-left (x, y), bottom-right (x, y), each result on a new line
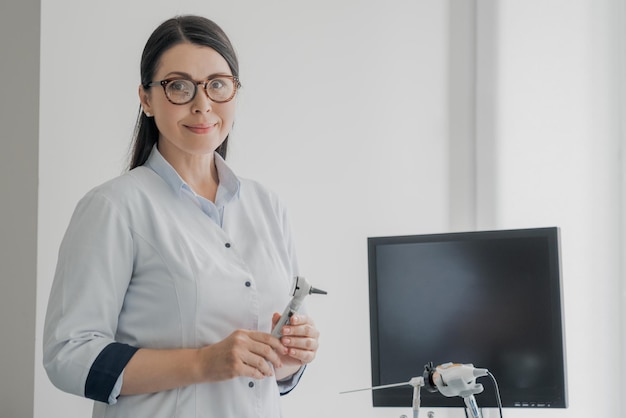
top-left (368, 227), bottom-right (567, 408)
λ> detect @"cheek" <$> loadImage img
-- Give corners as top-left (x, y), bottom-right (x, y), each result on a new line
top-left (220, 104), bottom-right (236, 128)
top-left (153, 112), bottom-right (183, 139)
top-left (154, 104), bottom-right (185, 125)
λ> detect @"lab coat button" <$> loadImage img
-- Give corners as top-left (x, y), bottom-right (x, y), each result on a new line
top-left (245, 281), bottom-right (251, 287)
top-left (248, 381), bottom-right (254, 388)
top-left (225, 242), bottom-right (231, 248)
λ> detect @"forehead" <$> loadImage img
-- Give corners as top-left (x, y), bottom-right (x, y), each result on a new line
top-left (155, 42), bottom-right (231, 78)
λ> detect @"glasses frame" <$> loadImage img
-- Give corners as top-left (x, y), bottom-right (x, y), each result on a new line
top-left (145, 75), bottom-right (241, 105)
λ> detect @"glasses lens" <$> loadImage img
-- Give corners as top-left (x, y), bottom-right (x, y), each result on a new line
top-left (206, 77), bottom-right (236, 102)
top-left (165, 79), bottom-right (196, 104)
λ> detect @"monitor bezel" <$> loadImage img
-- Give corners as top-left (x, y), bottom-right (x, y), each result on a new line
top-left (367, 227), bottom-right (567, 409)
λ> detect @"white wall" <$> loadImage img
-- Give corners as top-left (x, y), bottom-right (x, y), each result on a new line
top-left (473, 1), bottom-right (623, 417)
top-left (25, 1), bottom-right (624, 418)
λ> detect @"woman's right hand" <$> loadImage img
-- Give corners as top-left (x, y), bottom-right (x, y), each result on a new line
top-left (121, 330), bottom-right (288, 395)
top-left (198, 329), bottom-right (288, 381)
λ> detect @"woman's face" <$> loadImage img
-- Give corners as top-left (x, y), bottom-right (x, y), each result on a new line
top-left (139, 42), bottom-right (236, 160)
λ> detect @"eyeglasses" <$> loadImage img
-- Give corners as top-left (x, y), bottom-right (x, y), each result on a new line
top-left (145, 75), bottom-right (241, 105)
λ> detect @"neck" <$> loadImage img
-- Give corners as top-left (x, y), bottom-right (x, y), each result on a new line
top-left (158, 143), bottom-right (220, 202)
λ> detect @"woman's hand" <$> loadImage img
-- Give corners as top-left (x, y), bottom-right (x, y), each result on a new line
top-left (272, 313), bottom-right (319, 379)
top-left (198, 329), bottom-right (288, 382)
top-left (121, 321), bottom-right (316, 395)
top-left (121, 329), bottom-right (288, 395)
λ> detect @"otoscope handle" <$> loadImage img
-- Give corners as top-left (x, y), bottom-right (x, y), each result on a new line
top-left (272, 305), bottom-right (296, 338)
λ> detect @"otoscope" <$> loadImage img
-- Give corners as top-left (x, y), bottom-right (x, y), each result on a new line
top-left (271, 276), bottom-right (327, 338)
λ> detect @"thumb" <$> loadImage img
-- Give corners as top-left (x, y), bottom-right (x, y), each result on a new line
top-left (272, 312), bottom-right (281, 328)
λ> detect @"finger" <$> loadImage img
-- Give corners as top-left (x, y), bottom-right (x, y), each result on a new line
top-left (203, 338), bottom-right (272, 381)
top-left (287, 314), bottom-right (314, 326)
top-left (283, 345), bottom-right (317, 364)
top-left (249, 330), bottom-right (288, 354)
top-left (272, 312), bottom-right (296, 338)
top-left (281, 335), bottom-right (319, 352)
top-left (247, 332), bottom-right (288, 365)
top-left (280, 322), bottom-right (319, 339)
top-left (239, 360), bottom-right (270, 380)
top-left (241, 350), bottom-right (277, 377)
top-left (272, 312), bottom-right (281, 328)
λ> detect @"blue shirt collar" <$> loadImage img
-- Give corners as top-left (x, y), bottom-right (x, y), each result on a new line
top-left (144, 145), bottom-right (240, 205)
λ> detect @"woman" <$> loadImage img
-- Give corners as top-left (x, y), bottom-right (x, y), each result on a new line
top-left (43, 15), bottom-right (319, 418)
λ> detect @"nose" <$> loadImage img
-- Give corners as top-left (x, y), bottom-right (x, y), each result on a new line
top-left (191, 82), bottom-right (213, 113)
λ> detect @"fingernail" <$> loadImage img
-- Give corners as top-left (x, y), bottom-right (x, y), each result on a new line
top-left (283, 327), bottom-right (291, 334)
top-left (283, 338), bottom-right (291, 345)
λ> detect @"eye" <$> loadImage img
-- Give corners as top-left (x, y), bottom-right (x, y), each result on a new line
top-left (205, 77), bottom-right (236, 102)
top-left (169, 80), bottom-right (191, 92)
top-left (208, 78), bottom-right (227, 90)
top-left (165, 79), bottom-right (195, 103)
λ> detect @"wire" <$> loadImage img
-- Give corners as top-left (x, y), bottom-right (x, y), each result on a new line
top-left (487, 371), bottom-right (504, 418)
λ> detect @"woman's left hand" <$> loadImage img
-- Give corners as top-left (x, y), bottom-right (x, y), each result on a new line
top-left (271, 313), bottom-right (319, 369)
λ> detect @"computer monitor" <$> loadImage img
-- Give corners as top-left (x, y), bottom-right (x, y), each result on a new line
top-left (367, 227), bottom-right (567, 409)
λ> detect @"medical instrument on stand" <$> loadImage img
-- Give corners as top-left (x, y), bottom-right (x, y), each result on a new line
top-left (423, 362), bottom-right (490, 418)
top-left (342, 376), bottom-right (425, 418)
top-left (341, 362), bottom-right (503, 418)
top-left (271, 276), bottom-right (327, 338)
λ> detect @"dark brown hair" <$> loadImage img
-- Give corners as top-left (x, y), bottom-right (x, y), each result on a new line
top-left (129, 15), bottom-right (239, 169)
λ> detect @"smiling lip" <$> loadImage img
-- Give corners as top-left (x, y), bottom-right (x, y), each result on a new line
top-left (186, 123), bottom-right (217, 134)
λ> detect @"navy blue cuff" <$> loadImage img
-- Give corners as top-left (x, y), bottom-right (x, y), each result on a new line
top-left (85, 342), bottom-right (139, 403)
top-left (279, 365), bottom-right (306, 396)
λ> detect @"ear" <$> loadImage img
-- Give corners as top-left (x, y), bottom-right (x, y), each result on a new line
top-left (138, 84), bottom-right (153, 117)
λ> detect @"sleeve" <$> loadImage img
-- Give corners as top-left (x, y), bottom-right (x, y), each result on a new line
top-left (277, 365), bottom-right (306, 396)
top-left (43, 190), bottom-right (139, 403)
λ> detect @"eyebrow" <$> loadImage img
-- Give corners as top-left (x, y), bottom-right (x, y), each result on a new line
top-left (162, 71), bottom-right (233, 80)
